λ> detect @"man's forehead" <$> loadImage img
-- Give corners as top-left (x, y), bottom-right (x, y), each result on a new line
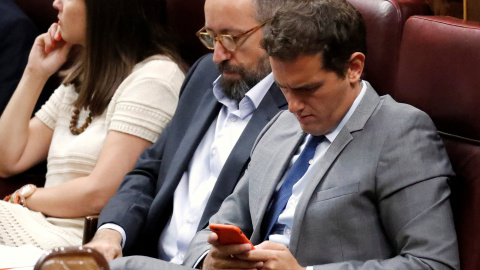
top-left (205, 0), bottom-right (253, 12)
top-left (204, 0), bottom-right (256, 32)
top-left (270, 54), bottom-right (325, 71)
top-left (271, 54), bottom-right (327, 88)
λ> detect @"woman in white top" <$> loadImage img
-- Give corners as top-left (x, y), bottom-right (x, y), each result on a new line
top-left (0, 0), bottom-right (185, 250)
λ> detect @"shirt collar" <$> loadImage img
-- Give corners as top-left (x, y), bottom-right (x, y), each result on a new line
top-left (323, 80), bottom-right (367, 143)
top-left (213, 73), bottom-right (274, 119)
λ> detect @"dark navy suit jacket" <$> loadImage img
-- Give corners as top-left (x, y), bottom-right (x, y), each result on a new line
top-left (98, 53), bottom-right (287, 257)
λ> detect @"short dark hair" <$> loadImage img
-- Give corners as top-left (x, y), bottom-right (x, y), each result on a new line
top-left (262, 0), bottom-right (367, 78)
top-left (253, 0), bottom-right (285, 23)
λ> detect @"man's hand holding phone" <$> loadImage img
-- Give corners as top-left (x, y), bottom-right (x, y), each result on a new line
top-left (203, 224), bottom-right (305, 270)
top-left (202, 224), bottom-right (263, 269)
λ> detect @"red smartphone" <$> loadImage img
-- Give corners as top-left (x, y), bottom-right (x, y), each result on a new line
top-left (209, 223), bottom-right (255, 249)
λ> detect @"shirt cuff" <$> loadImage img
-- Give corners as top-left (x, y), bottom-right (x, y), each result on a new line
top-left (306, 266), bottom-right (313, 270)
top-left (98, 223), bottom-right (126, 248)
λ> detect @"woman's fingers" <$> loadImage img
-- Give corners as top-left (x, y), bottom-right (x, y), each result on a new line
top-left (45, 23), bottom-right (62, 53)
top-left (54, 26), bottom-right (62, 41)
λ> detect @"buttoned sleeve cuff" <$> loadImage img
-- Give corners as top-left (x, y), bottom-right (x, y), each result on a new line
top-left (98, 223), bottom-right (126, 248)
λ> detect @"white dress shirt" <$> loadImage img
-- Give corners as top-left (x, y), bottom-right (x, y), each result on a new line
top-left (99, 73), bottom-right (275, 264)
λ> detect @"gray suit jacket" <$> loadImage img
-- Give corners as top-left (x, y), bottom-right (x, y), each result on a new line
top-left (184, 83), bottom-right (459, 269)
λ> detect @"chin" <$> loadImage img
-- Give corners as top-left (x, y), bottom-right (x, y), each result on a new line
top-left (223, 72), bottom-right (242, 80)
top-left (300, 126), bottom-right (324, 136)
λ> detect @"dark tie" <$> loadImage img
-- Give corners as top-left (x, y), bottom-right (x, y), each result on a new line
top-left (260, 135), bottom-right (325, 240)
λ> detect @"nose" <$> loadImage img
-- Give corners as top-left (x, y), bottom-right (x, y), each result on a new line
top-left (52, 0), bottom-right (61, 11)
top-left (286, 92), bottom-right (304, 114)
top-left (212, 40), bottom-right (232, 64)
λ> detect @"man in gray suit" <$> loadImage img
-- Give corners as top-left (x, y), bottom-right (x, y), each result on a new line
top-left (184, 0), bottom-right (460, 269)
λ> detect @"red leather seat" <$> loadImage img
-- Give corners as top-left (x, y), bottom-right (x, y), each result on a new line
top-left (348, 0), bottom-right (431, 96)
top-left (162, 0), bottom-right (209, 66)
top-left (14, 0), bottom-right (56, 32)
top-left (394, 15), bottom-right (480, 270)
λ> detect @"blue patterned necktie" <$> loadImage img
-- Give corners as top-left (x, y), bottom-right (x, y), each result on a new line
top-left (260, 135), bottom-right (325, 240)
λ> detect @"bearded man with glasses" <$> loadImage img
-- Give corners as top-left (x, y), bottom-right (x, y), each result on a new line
top-left (84, 0), bottom-right (287, 269)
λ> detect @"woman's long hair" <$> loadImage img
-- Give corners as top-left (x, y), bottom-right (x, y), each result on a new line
top-left (62, 0), bottom-right (185, 116)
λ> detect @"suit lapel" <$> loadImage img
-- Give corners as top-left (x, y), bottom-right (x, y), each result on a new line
top-left (155, 87), bottom-right (221, 194)
top-left (198, 84), bottom-right (288, 229)
top-left (250, 127), bottom-right (306, 243)
top-left (288, 128), bottom-right (353, 254)
top-left (289, 85), bottom-right (381, 254)
top-left (143, 83), bottom-right (222, 248)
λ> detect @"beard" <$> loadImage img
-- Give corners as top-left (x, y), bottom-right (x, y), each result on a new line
top-left (217, 53), bottom-right (271, 102)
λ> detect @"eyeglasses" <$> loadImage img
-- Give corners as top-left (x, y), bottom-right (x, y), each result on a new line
top-left (196, 20), bottom-right (270, 52)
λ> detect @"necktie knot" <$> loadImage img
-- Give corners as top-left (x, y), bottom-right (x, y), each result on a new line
top-left (305, 135), bottom-right (324, 149)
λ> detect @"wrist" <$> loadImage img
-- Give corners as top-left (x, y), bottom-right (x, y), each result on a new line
top-left (18, 184), bottom-right (37, 208)
top-left (23, 66), bottom-right (50, 84)
top-left (97, 228), bottom-right (123, 245)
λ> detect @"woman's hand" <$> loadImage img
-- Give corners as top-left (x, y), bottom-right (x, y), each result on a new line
top-left (26, 23), bottom-right (73, 79)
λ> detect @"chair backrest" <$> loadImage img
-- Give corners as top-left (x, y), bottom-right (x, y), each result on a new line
top-left (14, 0), bottom-right (210, 67)
top-left (394, 15), bottom-right (480, 270)
top-left (162, 0), bottom-right (209, 66)
top-left (13, 0), bottom-right (56, 33)
top-left (347, 0), bottom-right (431, 97)
top-left (34, 246), bottom-right (109, 270)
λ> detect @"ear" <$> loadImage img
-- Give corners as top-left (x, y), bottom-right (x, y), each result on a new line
top-left (347, 52), bottom-right (365, 84)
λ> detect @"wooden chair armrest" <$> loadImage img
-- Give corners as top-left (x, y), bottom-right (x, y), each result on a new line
top-left (34, 245), bottom-right (109, 270)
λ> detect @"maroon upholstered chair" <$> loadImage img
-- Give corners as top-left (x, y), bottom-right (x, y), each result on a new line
top-left (14, 0), bottom-right (56, 33)
top-left (347, 0), bottom-right (431, 97)
top-left (394, 15), bottom-right (480, 270)
top-left (162, 0), bottom-right (209, 66)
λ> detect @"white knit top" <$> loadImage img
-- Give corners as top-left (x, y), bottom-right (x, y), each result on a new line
top-left (36, 54), bottom-right (184, 188)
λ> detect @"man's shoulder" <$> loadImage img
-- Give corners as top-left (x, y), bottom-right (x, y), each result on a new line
top-left (378, 94), bottom-right (432, 123)
top-left (366, 94), bottom-right (439, 141)
top-left (256, 111), bottom-right (300, 142)
top-left (187, 53), bottom-right (220, 81)
top-left (176, 54), bottom-right (218, 100)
